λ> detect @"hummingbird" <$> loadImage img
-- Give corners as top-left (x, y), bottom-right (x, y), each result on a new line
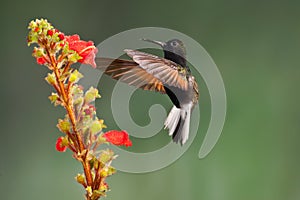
top-left (96, 39), bottom-right (199, 145)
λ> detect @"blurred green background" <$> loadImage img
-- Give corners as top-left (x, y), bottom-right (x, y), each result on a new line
top-left (1, 0), bottom-right (300, 199)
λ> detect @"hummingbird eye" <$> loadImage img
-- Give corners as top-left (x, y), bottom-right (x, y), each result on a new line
top-left (171, 41), bottom-right (178, 47)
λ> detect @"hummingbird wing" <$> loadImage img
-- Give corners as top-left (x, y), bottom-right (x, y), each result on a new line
top-left (124, 49), bottom-right (189, 90)
top-left (95, 57), bottom-right (166, 93)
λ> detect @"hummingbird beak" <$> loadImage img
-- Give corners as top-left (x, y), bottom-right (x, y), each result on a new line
top-left (141, 38), bottom-right (166, 47)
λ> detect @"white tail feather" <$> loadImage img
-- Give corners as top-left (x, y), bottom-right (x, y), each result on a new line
top-left (180, 105), bottom-right (191, 144)
top-left (164, 103), bottom-right (192, 145)
top-left (164, 106), bottom-right (181, 136)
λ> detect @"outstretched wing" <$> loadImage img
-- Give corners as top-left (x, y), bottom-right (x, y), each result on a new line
top-left (96, 57), bottom-right (166, 93)
top-left (125, 49), bottom-right (189, 90)
top-left (96, 49), bottom-right (189, 93)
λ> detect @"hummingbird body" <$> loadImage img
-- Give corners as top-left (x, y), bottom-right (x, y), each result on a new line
top-left (96, 39), bottom-right (199, 145)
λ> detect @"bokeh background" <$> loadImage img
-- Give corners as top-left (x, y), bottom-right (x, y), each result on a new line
top-left (1, 0), bottom-right (300, 199)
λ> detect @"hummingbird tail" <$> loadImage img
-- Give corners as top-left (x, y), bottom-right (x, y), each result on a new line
top-left (164, 104), bottom-right (192, 145)
top-left (164, 106), bottom-right (181, 136)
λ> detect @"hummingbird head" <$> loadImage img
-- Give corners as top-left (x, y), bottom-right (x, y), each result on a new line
top-left (142, 38), bottom-right (187, 67)
top-left (164, 39), bottom-right (186, 59)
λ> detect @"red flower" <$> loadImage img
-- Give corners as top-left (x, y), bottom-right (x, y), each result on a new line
top-left (103, 130), bottom-right (132, 147)
top-left (47, 30), bottom-right (54, 36)
top-left (36, 57), bottom-right (47, 65)
top-left (58, 33), bottom-right (65, 40)
top-left (56, 137), bottom-right (67, 152)
top-left (65, 34), bottom-right (98, 68)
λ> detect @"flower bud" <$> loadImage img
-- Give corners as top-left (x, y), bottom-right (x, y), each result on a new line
top-left (90, 120), bottom-right (102, 135)
top-left (45, 73), bottom-right (56, 85)
top-left (47, 29), bottom-right (54, 36)
top-left (57, 119), bottom-right (71, 133)
top-left (75, 174), bottom-right (85, 185)
top-left (69, 70), bottom-right (83, 83)
top-left (84, 87), bottom-right (100, 103)
top-left (48, 93), bottom-right (59, 104)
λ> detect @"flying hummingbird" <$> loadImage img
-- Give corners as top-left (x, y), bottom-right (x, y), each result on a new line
top-left (96, 39), bottom-right (199, 145)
